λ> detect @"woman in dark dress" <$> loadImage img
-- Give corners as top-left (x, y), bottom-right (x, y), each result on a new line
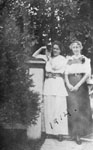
top-left (65, 40), bottom-right (92, 145)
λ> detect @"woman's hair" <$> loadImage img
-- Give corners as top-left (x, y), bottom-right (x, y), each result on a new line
top-left (51, 40), bottom-right (62, 57)
top-left (46, 43), bottom-right (52, 52)
top-left (69, 40), bottom-right (83, 50)
top-left (52, 40), bottom-right (63, 55)
top-left (52, 40), bottom-right (62, 51)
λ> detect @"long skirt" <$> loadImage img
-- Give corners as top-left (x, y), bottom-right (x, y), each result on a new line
top-left (67, 74), bottom-right (92, 137)
top-left (43, 95), bottom-right (68, 135)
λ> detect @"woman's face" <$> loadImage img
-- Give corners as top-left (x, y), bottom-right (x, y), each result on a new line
top-left (71, 42), bottom-right (81, 56)
top-left (52, 44), bottom-right (61, 57)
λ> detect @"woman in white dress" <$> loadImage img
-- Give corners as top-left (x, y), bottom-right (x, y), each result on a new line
top-left (43, 41), bottom-right (68, 141)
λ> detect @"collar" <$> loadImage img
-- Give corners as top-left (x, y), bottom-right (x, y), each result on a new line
top-left (72, 55), bottom-right (82, 59)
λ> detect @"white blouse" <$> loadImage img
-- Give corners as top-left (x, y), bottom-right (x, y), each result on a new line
top-left (43, 55), bottom-right (68, 96)
top-left (45, 55), bottom-right (67, 74)
top-left (65, 55), bottom-right (91, 76)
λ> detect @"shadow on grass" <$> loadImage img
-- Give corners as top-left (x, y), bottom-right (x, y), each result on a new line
top-left (0, 125), bottom-right (45, 150)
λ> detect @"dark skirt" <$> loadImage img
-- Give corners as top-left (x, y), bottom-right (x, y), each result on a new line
top-left (66, 74), bottom-right (92, 137)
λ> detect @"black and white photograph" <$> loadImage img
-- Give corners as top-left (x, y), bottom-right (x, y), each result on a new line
top-left (0, 0), bottom-right (93, 150)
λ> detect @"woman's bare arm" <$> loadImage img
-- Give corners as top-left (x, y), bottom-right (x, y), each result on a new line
top-left (72, 73), bottom-right (89, 91)
top-left (65, 74), bottom-right (73, 91)
top-left (32, 46), bottom-right (46, 58)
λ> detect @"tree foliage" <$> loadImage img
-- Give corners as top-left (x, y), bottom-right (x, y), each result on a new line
top-left (0, 0), bottom-right (92, 54)
top-left (0, 0), bottom-right (40, 126)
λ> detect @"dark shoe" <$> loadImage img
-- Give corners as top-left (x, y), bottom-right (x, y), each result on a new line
top-left (75, 135), bottom-right (82, 145)
top-left (71, 136), bottom-right (75, 141)
top-left (57, 134), bottom-right (63, 142)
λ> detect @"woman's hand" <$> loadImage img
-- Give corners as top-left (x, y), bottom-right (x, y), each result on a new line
top-left (67, 83), bottom-right (74, 91)
top-left (71, 85), bottom-right (80, 91)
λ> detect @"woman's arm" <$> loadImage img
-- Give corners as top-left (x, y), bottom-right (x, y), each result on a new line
top-left (72, 73), bottom-right (89, 91)
top-left (65, 74), bottom-right (74, 91)
top-left (32, 46), bottom-right (46, 58)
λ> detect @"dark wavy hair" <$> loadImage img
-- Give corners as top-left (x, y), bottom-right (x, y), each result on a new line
top-left (46, 43), bottom-right (52, 52)
top-left (51, 40), bottom-right (62, 56)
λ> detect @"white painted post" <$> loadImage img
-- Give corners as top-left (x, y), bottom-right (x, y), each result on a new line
top-left (26, 59), bottom-right (45, 139)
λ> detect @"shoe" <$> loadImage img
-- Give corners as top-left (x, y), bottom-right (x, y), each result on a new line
top-left (75, 135), bottom-right (82, 145)
top-left (57, 134), bottom-right (63, 142)
top-left (71, 136), bottom-right (75, 141)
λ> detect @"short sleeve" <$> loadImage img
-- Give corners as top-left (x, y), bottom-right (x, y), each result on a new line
top-left (65, 57), bottom-right (72, 75)
top-left (45, 59), bottom-right (52, 72)
top-left (65, 65), bottom-right (69, 75)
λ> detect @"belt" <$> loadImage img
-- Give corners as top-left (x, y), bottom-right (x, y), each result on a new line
top-left (45, 72), bottom-right (63, 78)
top-left (69, 73), bottom-right (84, 76)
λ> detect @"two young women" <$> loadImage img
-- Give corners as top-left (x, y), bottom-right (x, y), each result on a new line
top-left (33, 40), bottom-right (92, 144)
